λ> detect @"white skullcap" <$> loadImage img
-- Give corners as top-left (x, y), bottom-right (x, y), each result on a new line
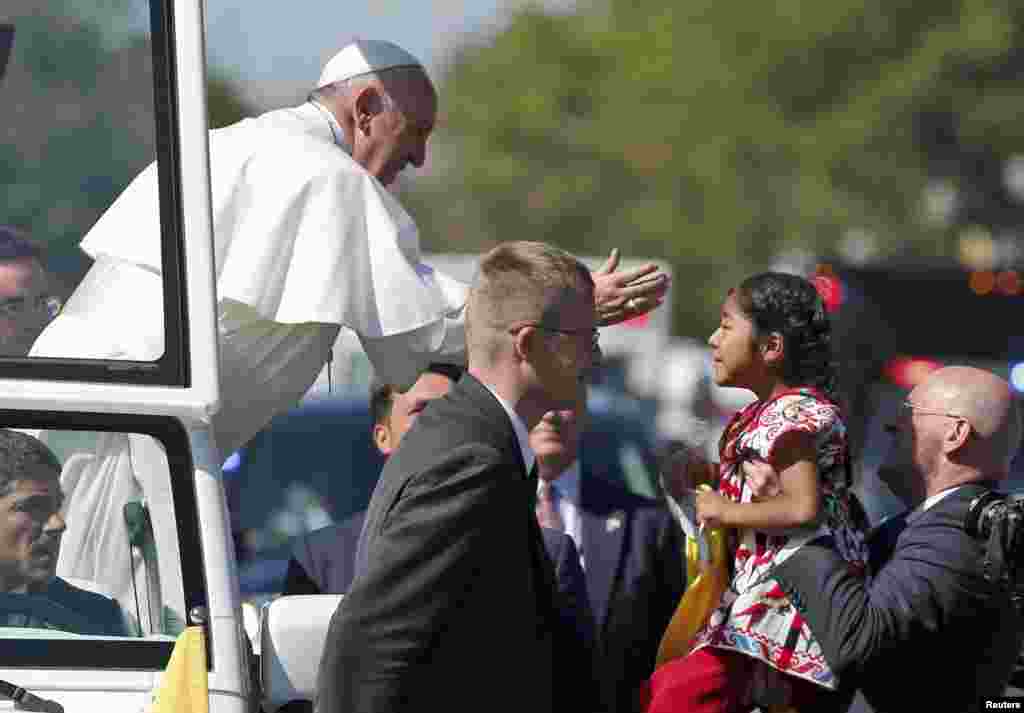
top-left (317, 39), bottom-right (425, 89)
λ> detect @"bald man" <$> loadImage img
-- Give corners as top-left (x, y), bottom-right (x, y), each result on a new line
top-left (758, 366), bottom-right (1024, 712)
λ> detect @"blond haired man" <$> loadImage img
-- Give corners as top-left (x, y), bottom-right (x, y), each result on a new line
top-left (317, 242), bottom-right (601, 713)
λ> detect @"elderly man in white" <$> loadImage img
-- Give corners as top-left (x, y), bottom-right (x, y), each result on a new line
top-left (29, 39), bottom-right (670, 621)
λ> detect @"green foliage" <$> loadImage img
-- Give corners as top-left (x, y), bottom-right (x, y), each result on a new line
top-left (2, 1), bottom-right (250, 273)
top-left (403, 0), bottom-right (1024, 338)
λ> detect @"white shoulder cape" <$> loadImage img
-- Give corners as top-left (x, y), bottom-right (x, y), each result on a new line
top-left (80, 104), bottom-right (450, 337)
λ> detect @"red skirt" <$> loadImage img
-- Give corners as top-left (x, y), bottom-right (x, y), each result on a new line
top-left (640, 648), bottom-right (826, 713)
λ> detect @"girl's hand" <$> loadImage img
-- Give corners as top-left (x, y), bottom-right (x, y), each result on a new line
top-left (742, 459), bottom-right (782, 501)
top-left (662, 445), bottom-right (713, 501)
top-left (696, 489), bottom-right (732, 529)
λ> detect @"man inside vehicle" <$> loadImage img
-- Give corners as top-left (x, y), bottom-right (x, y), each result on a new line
top-left (0, 429), bottom-right (127, 636)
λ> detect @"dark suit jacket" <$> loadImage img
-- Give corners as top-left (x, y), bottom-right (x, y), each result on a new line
top-left (774, 483), bottom-right (1024, 713)
top-left (315, 374), bottom-right (584, 713)
top-left (576, 474), bottom-right (685, 713)
top-left (283, 510), bottom-right (366, 596)
top-left (283, 511), bottom-right (595, 653)
top-left (0, 577), bottom-right (127, 636)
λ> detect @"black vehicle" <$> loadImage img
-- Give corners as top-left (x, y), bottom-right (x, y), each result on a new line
top-left (821, 261), bottom-right (1024, 522)
top-left (225, 386), bottom-right (663, 597)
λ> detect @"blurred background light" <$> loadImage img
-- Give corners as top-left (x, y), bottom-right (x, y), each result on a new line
top-left (884, 356), bottom-right (943, 389)
top-left (996, 270), bottom-right (1021, 296)
top-left (812, 272), bottom-right (844, 313)
top-left (969, 270), bottom-right (996, 295)
top-left (1011, 363), bottom-right (1024, 393)
top-left (958, 227), bottom-right (997, 270)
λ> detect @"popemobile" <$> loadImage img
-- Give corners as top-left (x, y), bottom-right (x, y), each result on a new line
top-left (0, 0), bottom-right (346, 709)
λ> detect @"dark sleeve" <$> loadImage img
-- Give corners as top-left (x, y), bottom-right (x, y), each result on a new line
top-left (100, 596), bottom-right (130, 637)
top-left (316, 449), bottom-right (521, 713)
top-left (647, 507), bottom-right (686, 659)
top-left (656, 508), bottom-right (686, 613)
top-left (773, 519), bottom-right (979, 677)
top-left (282, 553), bottom-right (321, 596)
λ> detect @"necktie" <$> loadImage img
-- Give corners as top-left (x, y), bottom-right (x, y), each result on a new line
top-left (536, 480), bottom-right (564, 532)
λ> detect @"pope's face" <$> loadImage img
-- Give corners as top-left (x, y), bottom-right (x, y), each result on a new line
top-left (360, 70), bottom-right (437, 186)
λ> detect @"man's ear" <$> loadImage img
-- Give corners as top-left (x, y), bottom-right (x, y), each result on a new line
top-left (373, 423), bottom-right (392, 456)
top-left (943, 418), bottom-right (972, 456)
top-left (760, 332), bottom-right (784, 366)
top-left (352, 86), bottom-right (384, 133)
top-left (512, 325), bottom-right (536, 363)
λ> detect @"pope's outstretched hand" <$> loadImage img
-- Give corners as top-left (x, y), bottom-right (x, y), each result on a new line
top-left (592, 248), bottom-right (671, 326)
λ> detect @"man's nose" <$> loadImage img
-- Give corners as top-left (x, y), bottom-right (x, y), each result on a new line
top-left (708, 329), bottom-right (720, 348)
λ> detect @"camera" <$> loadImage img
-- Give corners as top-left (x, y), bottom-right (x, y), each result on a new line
top-left (964, 490), bottom-right (1024, 611)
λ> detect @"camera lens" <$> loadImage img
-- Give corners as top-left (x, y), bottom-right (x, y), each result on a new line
top-left (965, 491), bottom-right (1005, 538)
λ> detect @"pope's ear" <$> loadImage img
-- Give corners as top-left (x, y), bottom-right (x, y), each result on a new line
top-left (353, 85), bottom-right (386, 125)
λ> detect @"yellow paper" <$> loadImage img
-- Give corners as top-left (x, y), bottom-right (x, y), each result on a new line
top-left (150, 626), bottom-right (208, 713)
top-left (655, 486), bottom-right (730, 667)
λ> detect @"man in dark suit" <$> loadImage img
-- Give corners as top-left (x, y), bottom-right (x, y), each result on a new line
top-left (762, 365), bottom-right (1024, 712)
top-left (284, 365), bottom-right (595, 654)
top-left (316, 241), bottom-right (605, 713)
top-left (532, 392), bottom-right (684, 712)
top-left (282, 363), bottom-right (461, 595)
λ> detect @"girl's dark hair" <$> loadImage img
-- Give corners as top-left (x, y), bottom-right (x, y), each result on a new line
top-left (735, 272), bottom-right (839, 400)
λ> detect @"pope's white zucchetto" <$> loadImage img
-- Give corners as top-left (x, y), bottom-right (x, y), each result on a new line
top-left (317, 39), bottom-right (425, 89)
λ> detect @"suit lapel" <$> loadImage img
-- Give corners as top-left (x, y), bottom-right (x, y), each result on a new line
top-left (581, 476), bottom-right (627, 634)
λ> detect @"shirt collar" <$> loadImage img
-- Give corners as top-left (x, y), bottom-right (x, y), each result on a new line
top-left (307, 100), bottom-right (351, 155)
top-left (908, 485), bottom-right (965, 524)
top-left (479, 382), bottom-right (535, 476)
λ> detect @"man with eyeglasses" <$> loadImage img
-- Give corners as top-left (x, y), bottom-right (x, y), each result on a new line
top-left (318, 241), bottom-right (604, 713)
top-left (530, 386), bottom-right (684, 713)
top-left (745, 366), bottom-right (1024, 712)
top-left (0, 226), bottom-right (60, 357)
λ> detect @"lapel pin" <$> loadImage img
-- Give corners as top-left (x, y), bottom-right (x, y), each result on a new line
top-left (606, 512), bottom-right (624, 532)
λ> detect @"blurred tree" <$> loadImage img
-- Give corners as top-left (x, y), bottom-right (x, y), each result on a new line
top-left (2, 0), bottom-right (251, 282)
top-left (402, 0), bottom-right (1024, 338)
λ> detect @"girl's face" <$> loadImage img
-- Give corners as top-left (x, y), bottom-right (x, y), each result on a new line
top-left (707, 290), bottom-right (762, 389)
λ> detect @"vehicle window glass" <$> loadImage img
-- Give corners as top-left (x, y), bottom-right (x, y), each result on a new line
top-left (227, 397), bottom-right (385, 596)
top-left (0, 420), bottom-right (203, 669)
top-left (1, 1), bottom-right (187, 384)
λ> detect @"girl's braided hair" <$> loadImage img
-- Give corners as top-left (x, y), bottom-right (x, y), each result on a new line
top-left (735, 271), bottom-right (839, 401)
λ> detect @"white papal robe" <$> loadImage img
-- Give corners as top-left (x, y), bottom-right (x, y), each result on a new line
top-left (29, 102), bottom-right (468, 625)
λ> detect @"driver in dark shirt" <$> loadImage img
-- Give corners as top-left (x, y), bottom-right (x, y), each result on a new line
top-left (0, 429), bottom-right (126, 635)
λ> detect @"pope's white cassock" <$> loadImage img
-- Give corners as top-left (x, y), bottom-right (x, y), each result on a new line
top-left (29, 97), bottom-right (468, 628)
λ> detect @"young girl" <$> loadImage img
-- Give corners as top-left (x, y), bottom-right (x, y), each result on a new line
top-left (643, 272), bottom-right (869, 713)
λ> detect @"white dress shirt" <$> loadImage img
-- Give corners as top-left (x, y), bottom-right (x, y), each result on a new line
top-left (479, 382), bottom-right (535, 477)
